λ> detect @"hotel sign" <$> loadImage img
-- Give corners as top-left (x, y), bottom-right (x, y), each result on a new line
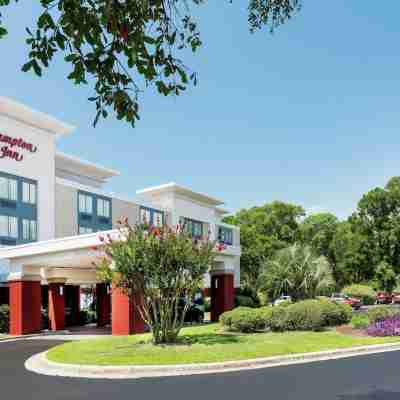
top-left (0, 133), bottom-right (37, 162)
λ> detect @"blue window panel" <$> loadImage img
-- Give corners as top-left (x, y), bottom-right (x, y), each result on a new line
top-left (0, 171), bottom-right (37, 245)
top-left (180, 217), bottom-right (204, 239)
top-left (139, 206), bottom-right (164, 227)
top-left (218, 226), bottom-right (233, 246)
top-left (77, 190), bottom-right (112, 233)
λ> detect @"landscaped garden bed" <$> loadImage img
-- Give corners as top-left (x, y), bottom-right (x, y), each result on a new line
top-left (46, 323), bottom-right (400, 366)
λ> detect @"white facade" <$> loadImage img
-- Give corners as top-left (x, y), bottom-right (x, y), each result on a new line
top-left (0, 97), bottom-right (240, 288)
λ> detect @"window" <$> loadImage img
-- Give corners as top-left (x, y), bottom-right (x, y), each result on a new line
top-left (0, 176), bottom-right (17, 201)
top-left (181, 217), bottom-right (203, 239)
top-left (140, 208), bottom-right (151, 224)
top-left (79, 226), bottom-right (93, 235)
top-left (153, 211), bottom-right (163, 227)
top-left (218, 226), bottom-right (233, 245)
top-left (79, 193), bottom-right (93, 214)
top-left (0, 215), bottom-right (18, 238)
top-left (22, 219), bottom-right (37, 241)
top-left (22, 181), bottom-right (36, 204)
top-left (97, 198), bottom-right (111, 218)
top-left (140, 207), bottom-right (164, 226)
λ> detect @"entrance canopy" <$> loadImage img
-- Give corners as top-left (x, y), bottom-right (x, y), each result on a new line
top-left (0, 230), bottom-right (237, 336)
top-left (0, 230), bottom-right (116, 285)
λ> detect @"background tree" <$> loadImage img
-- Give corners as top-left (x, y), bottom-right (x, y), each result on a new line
top-left (350, 176), bottom-right (400, 274)
top-left (300, 212), bottom-right (341, 285)
top-left (0, 0), bottom-right (301, 126)
top-left (97, 221), bottom-right (215, 344)
top-left (330, 221), bottom-right (372, 286)
top-left (224, 201), bottom-right (305, 294)
top-left (374, 261), bottom-right (397, 293)
top-left (258, 243), bottom-right (333, 302)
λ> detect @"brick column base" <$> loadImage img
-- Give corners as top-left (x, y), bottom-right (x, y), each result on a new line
top-left (111, 285), bottom-right (145, 335)
top-left (48, 282), bottom-right (66, 331)
top-left (9, 280), bottom-right (41, 335)
top-left (210, 273), bottom-right (234, 322)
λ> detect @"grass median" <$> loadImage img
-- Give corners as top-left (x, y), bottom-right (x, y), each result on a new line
top-left (47, 324), bottom-right (400, 366)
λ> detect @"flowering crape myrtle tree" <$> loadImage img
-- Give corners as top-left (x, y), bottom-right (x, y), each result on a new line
top-left (96, 219), bottom-right (219, 344)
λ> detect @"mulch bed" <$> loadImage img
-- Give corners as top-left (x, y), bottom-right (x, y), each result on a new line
top-left (336, 325), bottom-right (368, 337)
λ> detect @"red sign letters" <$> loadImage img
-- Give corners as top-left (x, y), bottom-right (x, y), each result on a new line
top-left (0, 133), bottom-right (38, 162)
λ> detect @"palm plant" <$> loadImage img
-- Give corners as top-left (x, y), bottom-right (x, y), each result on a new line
top-left (259, 244), bottom-right (333, 302)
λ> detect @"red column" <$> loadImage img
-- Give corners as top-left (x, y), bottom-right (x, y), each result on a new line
top-left (210, 273), bottom-right (234, 322)
top-left (71, 285), bottom-right (81, 326)
top-left (48, 282), bottom-right (65, 331)
top-left (9, 280), bottom-right (41, 335)
top-left (96, 283), bottom-right (111, 327)
top-left (111, 285), bottom-right (145, 335)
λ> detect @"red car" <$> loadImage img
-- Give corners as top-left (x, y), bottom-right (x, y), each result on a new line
top-left (376, 292), bottom-right (393, 305)
top-left (331, 293), bottom-right (362, 310)
top-left (392, 292), bottom-right (400, 304)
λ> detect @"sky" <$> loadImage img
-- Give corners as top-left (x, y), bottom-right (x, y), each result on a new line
top-left (1, 1), bottom-right (400, 219)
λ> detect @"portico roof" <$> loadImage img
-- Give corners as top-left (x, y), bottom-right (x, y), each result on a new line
top-left (0, 231), bottom-right (118, 284)
top-left (0, 230), bottom-right (113, 261)
top-left (137, 182), bottom-right (225, 207)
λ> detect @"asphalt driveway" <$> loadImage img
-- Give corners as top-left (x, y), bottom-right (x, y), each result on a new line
top-left (1, 339), bottom-right (400, 399)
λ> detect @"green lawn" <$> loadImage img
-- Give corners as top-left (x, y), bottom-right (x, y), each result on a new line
top-left (47, 324), bottom-right (400, 366)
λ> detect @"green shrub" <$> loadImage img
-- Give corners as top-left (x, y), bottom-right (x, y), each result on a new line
top-left (0, 304), bottom-right (9, 333)
top-left (220, 307), bottom-right (252, 331)
top-left (269, 304), bottom-right (289, 332)
top-left (220, 307), bottom-right (265, 333)
top-left (221, 300), bottom-right (351, 334)
top-left (319, 299), bottom-right (352, 327)
top-left (78, 309), bottom-right (97, 326)
top-left (284, 300), bottom-right (325, 331)
top-left (351, 314), bottom-right (369, 329)
top-left (253, 306), bottom-right (273, 330)
top-left (367, 306), bottom-right (395, 323)
top-left (343, 284), bottom-right (376, 305)
top-left (335, 303), bottom-right (353, 325)
top-left (230, 309), bottom-right (262, 333)
top-left (235, 295), bottom-right (255, 308)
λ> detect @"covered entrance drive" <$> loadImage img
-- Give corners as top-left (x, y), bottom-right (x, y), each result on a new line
top-left (0, 231), bottom-right (235, 336)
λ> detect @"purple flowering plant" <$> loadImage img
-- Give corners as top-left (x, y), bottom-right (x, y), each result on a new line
top-left (367, 314), bottom-right (400, 337)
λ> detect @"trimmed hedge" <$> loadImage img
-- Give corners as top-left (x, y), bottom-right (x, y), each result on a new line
top-left (367, 306), bottom-right (395, 323)
top-left (220, 300), bottom-right (352, 333)
top-left (343, 284), bottom-right (376, 305)
top-left (284, 300), bottom-right (325, 331)
top-left (351, 314), bottom-right (369, 329)
top-left (318, 299), bottom-right (352, 327)
top-left (0, 304), bottom-right (9, 333)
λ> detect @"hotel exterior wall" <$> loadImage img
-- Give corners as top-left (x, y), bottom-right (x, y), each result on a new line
top-left (112, 198), bottom-right (139, 227)
top-left (55, 182), bottom-right (78, 238)
top-left (0, 114), bottom-right (57, 241)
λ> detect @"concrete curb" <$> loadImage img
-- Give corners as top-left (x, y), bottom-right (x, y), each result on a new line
top-left (25, 342), bottom-right (400, 380)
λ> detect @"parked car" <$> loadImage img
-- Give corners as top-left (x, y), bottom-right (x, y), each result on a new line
top-left (392, 292), bottom-right (400, 304)
top-left (273, 295), bottom-right (292, 306)
top-left (376, 292), bottom-right (393, 305)
top-left (330, 293), bottom-right (361, 310)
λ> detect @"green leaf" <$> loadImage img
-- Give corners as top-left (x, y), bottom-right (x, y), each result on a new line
top-left (21, 61), bottom-right (33, 72)
top-left (32, 60), bottom-right (42, 77)
top-left (0, 26), bottom-right (7, 38)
